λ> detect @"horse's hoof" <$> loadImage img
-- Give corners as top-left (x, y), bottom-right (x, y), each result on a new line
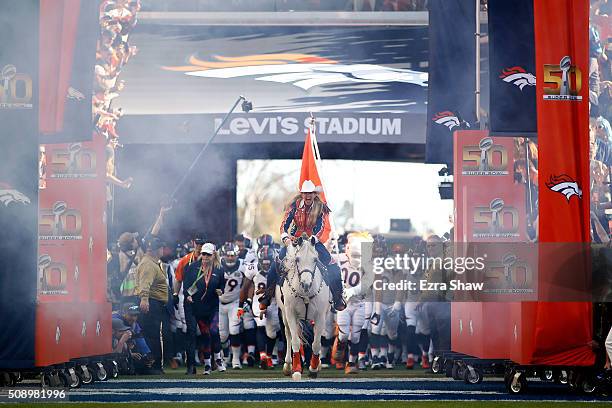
top-left (308, 368), bottom-right (318, 379)
top-left (292, 372), bottom-right (302, 381)
top-left (283, 363), bottom-right (292, 376)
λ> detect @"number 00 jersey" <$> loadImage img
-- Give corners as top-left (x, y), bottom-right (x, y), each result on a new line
top-left (338, 253), bottom-right (363, 302)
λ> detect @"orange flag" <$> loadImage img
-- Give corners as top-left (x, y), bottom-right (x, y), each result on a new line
top-left (299, 124), bottom-right (331, 242)
top-left (299, 125), bottom-right (327, 203)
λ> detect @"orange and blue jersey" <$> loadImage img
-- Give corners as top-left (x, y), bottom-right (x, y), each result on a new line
top-left (280, 198), bottom-right (330, 242)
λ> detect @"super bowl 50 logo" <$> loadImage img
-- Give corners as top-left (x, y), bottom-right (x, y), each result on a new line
top-left (49, 143), bottom-right (97, 179)
top-left (473, 198), bottom-right (520, 238)
top-left (543, 56), bottom-right (582, 101)
top-left (0, 64), bottom-right (33, 109)
top-left (462, 137), bottom-right (509, 176)
top-left (38, 254), bottom-right (68, 295)
top-left (39, 201), bottom-right (83, 240)
top-left (484, 252), bottom-right (533, 293)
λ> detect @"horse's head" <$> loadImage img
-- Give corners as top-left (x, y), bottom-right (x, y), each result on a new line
top-left (294, 233), bottom-right (319, 292)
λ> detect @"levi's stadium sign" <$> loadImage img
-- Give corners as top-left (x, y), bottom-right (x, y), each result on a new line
top-left (118, 112), bottom-right (422, 144)
top-left (115, 24), bottom-right (429, 144)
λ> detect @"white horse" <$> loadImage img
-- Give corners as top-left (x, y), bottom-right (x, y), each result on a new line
top-left (276, 234), bottom-right (330, 380)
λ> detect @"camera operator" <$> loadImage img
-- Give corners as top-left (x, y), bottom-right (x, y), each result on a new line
top-left (113, 304), bottom-right (151, 354)
top-left (112, 318), bottom-right (133, 354)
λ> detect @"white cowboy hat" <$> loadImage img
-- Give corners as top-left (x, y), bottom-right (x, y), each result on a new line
top-left (200, 243), bottom-right (215, 254)
top-left (300, 180), bottom-right (317, 193)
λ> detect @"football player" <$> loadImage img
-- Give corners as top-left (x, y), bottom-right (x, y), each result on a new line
top-left (334, 232), bottom-right (372, 374)
top-left (369, 235), bottom-right (403, 369)
top-left (240, 246), bottom-right (280, 369)
top-left (218, 242), bottom-right (250, 369)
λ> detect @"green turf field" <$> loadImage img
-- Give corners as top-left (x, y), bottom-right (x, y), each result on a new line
top-left (129, 365), bottom-right (439, 379)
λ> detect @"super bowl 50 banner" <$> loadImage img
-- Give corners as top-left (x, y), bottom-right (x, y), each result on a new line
top-left (452, 130), bottom-right (532, 360)
top-left (453, 131), bottom-right (528, 243)
top-left (487, 0), bottom-right (537, 137)
top-left (533, 0), bottom-right (593, 366)
top-left (0, 0), bottom-right (39, 368)
top-left (39, 132), bottom-right (108, 303)
top-left (37, 131), bottom-right (110, 364)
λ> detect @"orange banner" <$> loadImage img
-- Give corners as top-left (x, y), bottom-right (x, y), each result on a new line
top-left (452, 130), bottom-right (530, 359)
top-left (533, 0), bottom-right (594, 366)
top-left (36, 132), bottom-right (110, 365)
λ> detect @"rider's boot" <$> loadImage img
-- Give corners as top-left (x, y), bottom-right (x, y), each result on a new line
top-left (327, 263), bottom-right (346, 311)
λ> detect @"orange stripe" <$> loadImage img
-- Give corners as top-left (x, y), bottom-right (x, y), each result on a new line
top-left (162, 53), bottom-right (338, 72)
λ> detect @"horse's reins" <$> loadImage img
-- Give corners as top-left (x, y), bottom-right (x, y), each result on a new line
top-left (283, 253), bottom-right (326, 321)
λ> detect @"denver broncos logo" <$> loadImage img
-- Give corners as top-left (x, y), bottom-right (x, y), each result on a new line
top-left (545, 174), bottom-right (582, 202)
top-left (0, 182), bottom-right (31, 207)
top-left (500, 66), bottom-right (536, 90)
top-left (163, 53), bottom-right (428, 91)
top-left (432, 111), bottom-right (460, 131)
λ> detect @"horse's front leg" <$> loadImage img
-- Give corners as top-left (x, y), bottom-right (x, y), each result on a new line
top-left (309, 311), bottom-right (324, 378)
top-left (284, 309), bottom-right (303, 380)
top-left (282, 313), bottom-right (293, 376)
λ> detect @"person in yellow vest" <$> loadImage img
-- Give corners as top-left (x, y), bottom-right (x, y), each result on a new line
top-left (136, 236), bottom-right (169, 374)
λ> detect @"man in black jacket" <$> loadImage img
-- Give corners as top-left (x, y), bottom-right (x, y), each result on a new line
top-left (182, 243), bottom-right (225, 375)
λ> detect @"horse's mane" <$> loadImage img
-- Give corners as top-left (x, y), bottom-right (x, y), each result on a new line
top-left (283, 234), bottom-right (318, 271)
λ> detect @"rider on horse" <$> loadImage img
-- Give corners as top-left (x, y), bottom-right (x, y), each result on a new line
top-left (258, 180), bottom-right (346, 312)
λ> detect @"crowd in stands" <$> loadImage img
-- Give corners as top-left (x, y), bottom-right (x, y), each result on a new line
top-left (139, 0), bottom-right (430, 12)
top-left (590, 0), bottom-right (612, 243)
top-left (94, 0), bottom-right (140, 199)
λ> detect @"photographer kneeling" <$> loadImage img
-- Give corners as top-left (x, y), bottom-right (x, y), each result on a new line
top-left (112, 303), bottom-right (155, 374)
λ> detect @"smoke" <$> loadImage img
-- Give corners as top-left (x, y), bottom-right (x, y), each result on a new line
top-left (114, 142), bottom-right (236, 245)
top-left (0, 0), bottom-right (40, 364)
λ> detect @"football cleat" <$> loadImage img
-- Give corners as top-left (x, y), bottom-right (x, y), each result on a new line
top-left (320, 359), bottom-right (330, 369)
top-left (385, 357), bottom-right (394, 369)
top-left (406, 355), bottom-right (415, 369)
top-left (371, 356), bottom-right (381, 370)
top-left (358, 357), bottom-right (367, 371)
top-left (170, 357), bottom-right (180, 369)
top-left (246, 352), bottom-right (256, 367)
top-left (421, 354), bottom-right (430, 369)
top-left (260, 355), bottom-right (274, 369)
top-left (332, 340), bottom-right (347, 364)
top-left (216, 359), bottom-right (226, 372)
top-left (203, 365), bottom-right (212, 375)
top-left (345, 362), bottom-right (358, 375)
top-left (232, 361), bottom-right (242, 370)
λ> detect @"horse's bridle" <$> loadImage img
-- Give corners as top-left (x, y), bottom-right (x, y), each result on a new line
top-left (286, 258), bottom-right (324, 304)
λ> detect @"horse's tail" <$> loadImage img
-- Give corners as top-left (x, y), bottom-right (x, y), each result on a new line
top-left (298, 319), bottom-right (314, 346)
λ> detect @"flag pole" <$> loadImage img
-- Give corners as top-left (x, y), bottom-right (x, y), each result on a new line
top-left (308, 113), bottom-right (340, 256)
